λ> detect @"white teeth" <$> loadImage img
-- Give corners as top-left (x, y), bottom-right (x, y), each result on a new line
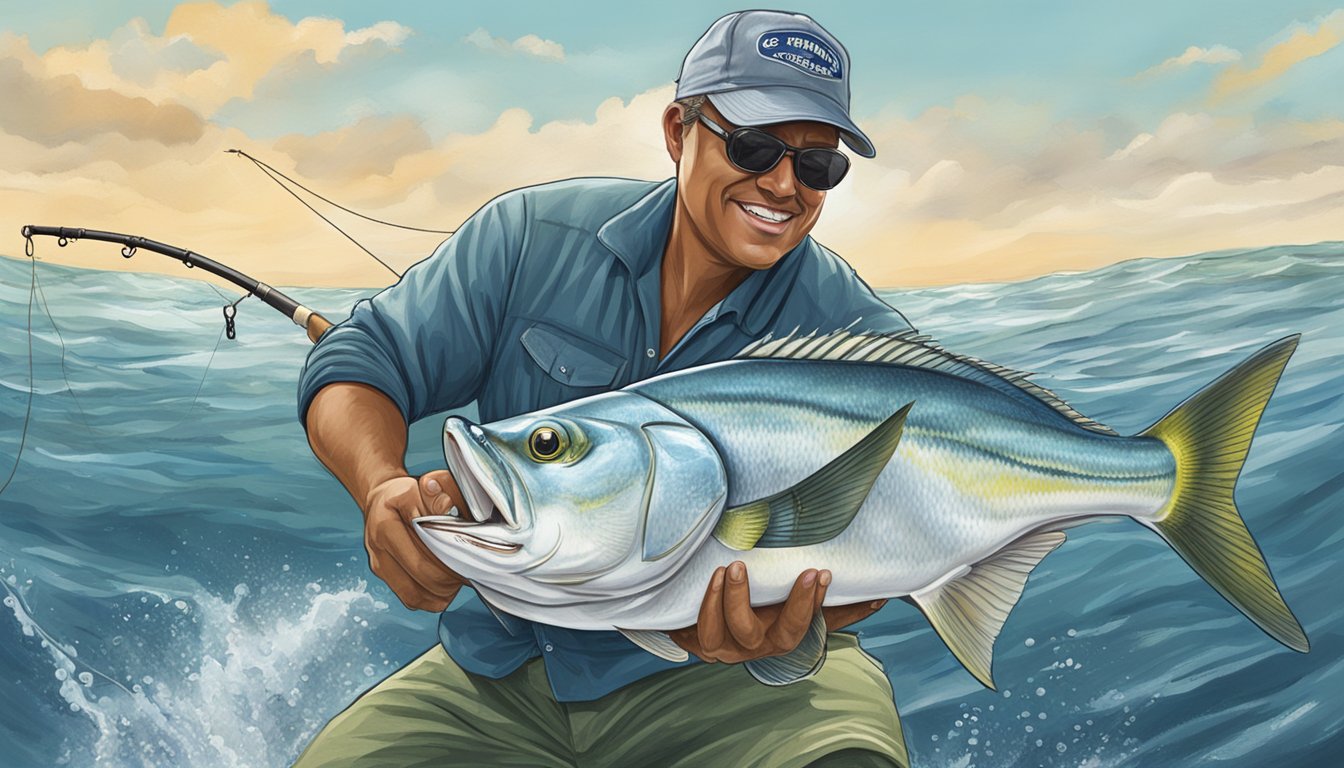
top-left (740, 202), bottom-right (793, 223)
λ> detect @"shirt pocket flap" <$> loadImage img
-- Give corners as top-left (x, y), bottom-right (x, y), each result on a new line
top-left (520, 323), bottom-right (625, 388)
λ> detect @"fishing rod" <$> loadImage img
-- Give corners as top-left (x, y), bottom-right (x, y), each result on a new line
top-left (19, 225), bottom-right (333, 344)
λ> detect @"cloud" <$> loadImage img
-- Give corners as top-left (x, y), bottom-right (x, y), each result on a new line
top-left (2, 5), bottom-right (1341, 291)
top-left (0, 56), bottom-right (205, 147)
top-left (30, 1), bottom-right (412, 116)
top-left (274, 115), bottom-right (432, 181)
top-left (1135, 44), bottom-right (1241, 77)
top-left (1211, 10), bottom-right (1344, 100)
top-left (464, 28), bottom-right (565, 61)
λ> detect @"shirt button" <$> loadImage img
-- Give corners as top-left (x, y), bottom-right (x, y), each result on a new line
top-left (544, 643), bottom-right (554, 653)
top-left (558, 365), bottom-right (568, 374)
top-left (646, 348), bottom-right (656, 358)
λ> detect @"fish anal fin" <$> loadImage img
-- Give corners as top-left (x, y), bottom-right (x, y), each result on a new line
top-left (617, 628), bottom-right (689, 662)
top-left (713, 402), bottom-right (913, 550)
top-left (911, 530), bottom-right (1066, 689)
top-left (744, 609), bottom-right (829, 685)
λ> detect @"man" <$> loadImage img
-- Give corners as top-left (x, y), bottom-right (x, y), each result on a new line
top-left (295, 10), bottom-right (913, 767)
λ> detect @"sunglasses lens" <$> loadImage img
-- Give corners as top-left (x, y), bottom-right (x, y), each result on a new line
top-left (795, 149), bottom-right (850, 191)
top-left (726, 129), bottom-right (787, 173)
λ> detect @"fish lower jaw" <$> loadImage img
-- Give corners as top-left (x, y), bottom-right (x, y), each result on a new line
top-left (415, 517), bottom-right (522, 554)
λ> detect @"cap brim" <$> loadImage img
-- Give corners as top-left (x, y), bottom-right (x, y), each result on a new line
top-left (708, 88), bottom-right (875, 158)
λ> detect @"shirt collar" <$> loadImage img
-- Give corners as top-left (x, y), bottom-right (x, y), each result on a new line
top-left (597, 177), bottom-right (810, 337)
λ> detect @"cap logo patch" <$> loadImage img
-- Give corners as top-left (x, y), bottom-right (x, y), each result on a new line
top-left (756, 30), bottom-right (843, 80)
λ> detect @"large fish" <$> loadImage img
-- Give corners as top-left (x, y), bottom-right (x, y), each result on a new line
top-left (413, 331), bottom-right (1309, 688)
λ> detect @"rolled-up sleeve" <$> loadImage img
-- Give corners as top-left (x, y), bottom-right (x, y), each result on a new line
top-left (296, 192), bottom-right (525, 427)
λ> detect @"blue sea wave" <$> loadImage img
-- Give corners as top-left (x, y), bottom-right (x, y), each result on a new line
top-left (1, 242), bottom-right (1341, 766)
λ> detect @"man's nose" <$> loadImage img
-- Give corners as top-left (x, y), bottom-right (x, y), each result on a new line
top-left (756, 152), bottom-right (798, 199)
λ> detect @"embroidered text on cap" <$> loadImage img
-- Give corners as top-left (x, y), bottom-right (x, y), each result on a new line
top-left (756, 30), bottom-right (843, 80)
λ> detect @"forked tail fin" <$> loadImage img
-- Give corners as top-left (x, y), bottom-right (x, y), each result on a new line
top-left (1142, 335), bottom-right (1308, 652)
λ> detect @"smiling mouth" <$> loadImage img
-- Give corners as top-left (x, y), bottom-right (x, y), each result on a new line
top-left (736, 201), bottom-right (795, 224)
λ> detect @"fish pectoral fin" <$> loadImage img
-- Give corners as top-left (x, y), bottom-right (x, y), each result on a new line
top-left (744, 609), bottom-right (829, 686)
top-left (617, 628), bottom-right (689, 662)
top-left (713, 401), bottom-right (913, 550)
top-left (911, 530), bottom-right (1066, 690)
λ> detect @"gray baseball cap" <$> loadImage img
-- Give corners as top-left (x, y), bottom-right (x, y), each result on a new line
top-left (675, 10), bottom-right (875, 158)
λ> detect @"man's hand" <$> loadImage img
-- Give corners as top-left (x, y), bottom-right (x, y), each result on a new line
top-left (361, 468), bottom-right (468, 612)
top-left (667, 561), bottom-right (888, 663)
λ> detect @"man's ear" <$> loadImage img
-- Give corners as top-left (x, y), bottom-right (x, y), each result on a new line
top-left (663, 104), bottom-right (686, 165)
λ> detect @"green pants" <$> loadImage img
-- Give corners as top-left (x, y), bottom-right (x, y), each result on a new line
top-left (294, 632), bottom-right (907, 768)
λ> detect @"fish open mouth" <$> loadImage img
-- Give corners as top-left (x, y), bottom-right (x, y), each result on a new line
top-left (413, 418), bottom-right (522, 555)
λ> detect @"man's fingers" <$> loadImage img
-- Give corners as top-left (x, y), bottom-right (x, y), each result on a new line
top-left (419, 470), bottom-right (462, 516)
top-left (367, 550), bottom-right (451, 612)
top-left (722, 561), bottom-right (766, 651)
top-left (376, 510), bottom-right (463, 596)
top-left (696, 566), bottom-right (727, 654)
top-left (765, 569), bottom-right (819, 650)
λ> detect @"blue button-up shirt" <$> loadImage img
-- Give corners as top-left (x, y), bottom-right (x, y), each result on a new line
top-left (297, 177), bottom-right (912, 702)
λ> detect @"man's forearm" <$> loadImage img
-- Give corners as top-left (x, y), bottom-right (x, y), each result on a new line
top-left (306, 382), bottom-right (410, 509)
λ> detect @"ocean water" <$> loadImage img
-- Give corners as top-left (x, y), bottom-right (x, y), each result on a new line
top-left (1, 242), bottom-right (1341, 767)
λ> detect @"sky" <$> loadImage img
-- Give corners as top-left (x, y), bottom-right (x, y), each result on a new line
top-left (2, 0), bottom-right (1343, 287)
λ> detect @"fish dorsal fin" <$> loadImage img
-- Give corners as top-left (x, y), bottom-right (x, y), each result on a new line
top-left (714, 402), bottom-right (912, 550)
top-left (617, 628), bottom-right (689, 662)
top-left (910, 530), bottom-right (1066, 689)
top-left (738, 330), bottom-right (1117, 436)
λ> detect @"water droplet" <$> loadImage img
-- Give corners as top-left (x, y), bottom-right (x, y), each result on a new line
top-left (78, 672), bottom-right (93, 687)
top-left (1024, 637), bottom-right (1035, 647)
top-left (968, 738), bottom-right (978, 746)
top-left (1067, 628), bottom-right (1077, 637)
top-left (1056, 742), bottom-right (1067, 753)
top-left (1025, 725), bottom-right (1034, 733)
top-left (1039, 712), bottom-right (1047, 720)
top-left (1036, 687), bottom-right (1046, 697)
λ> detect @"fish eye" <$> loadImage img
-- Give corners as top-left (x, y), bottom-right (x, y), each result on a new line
top-left (528, 425), bottom-right (567, 462)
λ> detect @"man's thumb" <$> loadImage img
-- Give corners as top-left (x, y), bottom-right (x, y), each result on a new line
top-left (418, 469), bottom-right (462, 516)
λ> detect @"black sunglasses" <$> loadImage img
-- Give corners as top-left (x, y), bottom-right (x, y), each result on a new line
top-left (697, 114), bottom-right (850, 191)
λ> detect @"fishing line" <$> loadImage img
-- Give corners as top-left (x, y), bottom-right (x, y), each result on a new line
top-left (228, 149), bottom-right (459, 280)
top-left (2, 238), bottom-right (249, 460)
top-left (0, 241), bottom-right (37, 499)
top-left (1, 578), bottom-right (135, 698)
top-left (226, 149), bottom-right (457, 234)
top-left (33, 266), bottom-right (97, 434)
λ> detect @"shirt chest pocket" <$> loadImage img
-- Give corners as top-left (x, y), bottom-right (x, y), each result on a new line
top-left (519, 322), bottom-right (627, 389)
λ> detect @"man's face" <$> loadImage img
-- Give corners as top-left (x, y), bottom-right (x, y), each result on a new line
top-left (665, 99), bottom-right (841, 271)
